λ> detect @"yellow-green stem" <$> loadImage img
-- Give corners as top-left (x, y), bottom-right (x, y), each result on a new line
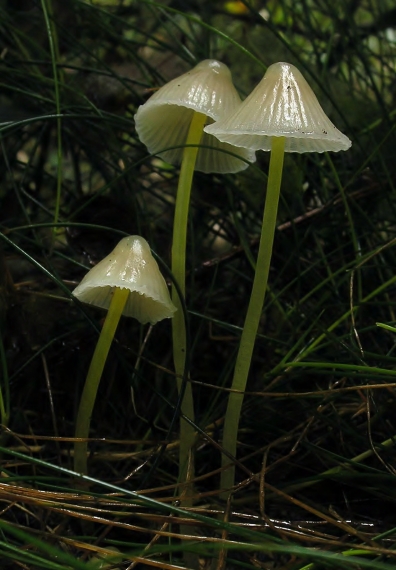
top-left (221, 136), bottom-right (286, 497)
top-left (74, 287), bottom-right (129, 475)
top-left (171, 111), bottom-right (206, 497)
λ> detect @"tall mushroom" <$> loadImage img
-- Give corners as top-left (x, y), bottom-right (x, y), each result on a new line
top-left (72, 235), bottom-right (176, 476)
top-left (135, 59), bottom-right (255, 174)
top-left (135, 59), bottom-right (256, 491)
top-left (205, 61), bottom-right (352, 496)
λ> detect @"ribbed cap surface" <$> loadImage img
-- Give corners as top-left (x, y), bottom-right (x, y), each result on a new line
top-left (205, 62), bottom-right (351, 153)
top-left (73, 236), bottom-right (176, 325)
top-left (135, 59), bottom-right (256, 172)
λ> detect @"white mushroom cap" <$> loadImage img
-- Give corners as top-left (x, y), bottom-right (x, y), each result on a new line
top-left (204, 62), bottom-right (352, 153)
top-left (72, 236), bottom-right (176, 325)
top-left (134, 59), bottom-right (256, 173)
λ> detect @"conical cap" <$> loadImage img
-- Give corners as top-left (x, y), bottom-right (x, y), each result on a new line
top-left (205, 62), bottom-right (351, 153)
top-left (134, 59), bottom-right (255, 173)
top-left (72, 236), bottom-right (176, 325)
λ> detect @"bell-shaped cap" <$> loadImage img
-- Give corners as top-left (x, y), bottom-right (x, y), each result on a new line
top-left (205, 62), bottom-right (352, 153)
top-left (72, 236), bottom-right (176, 325)
top-left (134, 59), bottom-right (256, 173)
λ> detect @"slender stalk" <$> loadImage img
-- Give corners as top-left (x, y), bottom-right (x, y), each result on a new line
top-left (74, 287), bottom-right (129, 475)
top-left (171, 111), bottom-right (206, 495)
top-left (221, 136), bottom-right (286, 497)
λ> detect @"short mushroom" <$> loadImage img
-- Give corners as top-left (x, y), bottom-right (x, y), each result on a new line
top-left (205, 62), bottom-right (352, 497)
top-left (72, 235), bottom-right (176, 476)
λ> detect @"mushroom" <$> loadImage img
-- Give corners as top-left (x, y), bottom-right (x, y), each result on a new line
top-left (134, 58), bottom-right (256, 174)
top-left (135, 60), bottom-right (256, 492)
top-left (204, 61), bottom-right (352, 152)
top-left (72, 235), bottom-right (176, 475)
top-left (205, 62), bottom-right (352, 497)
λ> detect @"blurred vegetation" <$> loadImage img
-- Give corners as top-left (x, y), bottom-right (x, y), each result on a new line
top-left (0, 0), bottom-right (396, 568)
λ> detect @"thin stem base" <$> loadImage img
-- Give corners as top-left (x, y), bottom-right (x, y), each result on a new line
top-left (74, 287), bottom-right (129, 476)
top-left (220, 136), bottom-right (286, 497)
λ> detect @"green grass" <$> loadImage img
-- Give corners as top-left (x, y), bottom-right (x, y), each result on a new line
top-left (0, 0), bottom-right (396, 568)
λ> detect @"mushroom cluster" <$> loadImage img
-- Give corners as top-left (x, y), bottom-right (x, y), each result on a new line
top-left (132, 59), bottom-right (352, 498)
